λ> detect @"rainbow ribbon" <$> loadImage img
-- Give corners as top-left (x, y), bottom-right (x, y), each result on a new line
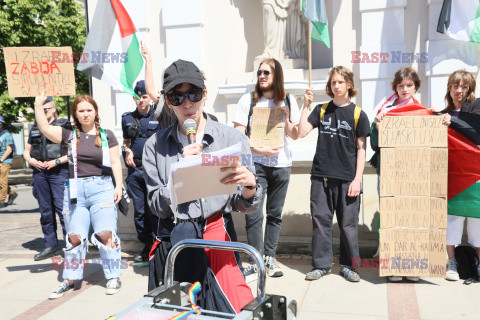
top-left (168, 282), bottom-right (202, 320)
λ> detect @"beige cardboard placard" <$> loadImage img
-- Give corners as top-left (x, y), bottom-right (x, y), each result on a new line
top-left (378, 116), bottom-right (447, 147)
top-left (3, 46), bottom-right (76, 97)
top-left (379, 229), bottom-right (446, 277)
top-left (430, 148), bottom-right (448, 197)
top-left (380, 197), bottom-right (447, 229)
top-left (249, 108), bottom-right (285, 148)
top-left (380, 148), bottom-right (432, 196)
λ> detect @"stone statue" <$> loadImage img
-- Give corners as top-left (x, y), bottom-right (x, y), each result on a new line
top-left (259, 0), bottom-right (307, 62)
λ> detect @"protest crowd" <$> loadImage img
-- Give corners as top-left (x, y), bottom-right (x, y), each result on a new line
top-left (5, 56), bottom-right (476, 313)
top-left (2, 1), bottom-right (480, 317)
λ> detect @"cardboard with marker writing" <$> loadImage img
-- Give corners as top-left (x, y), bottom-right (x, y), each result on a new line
top-left (3, 46), bottom-right (76, 97)
top-left (378, 115), bottom-right (447, 277)
top-left (378, 116), bottom-right (447, 148)
top-left (249, 107), bottom-right (285, 148)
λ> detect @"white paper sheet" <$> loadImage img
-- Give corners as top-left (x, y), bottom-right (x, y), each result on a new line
top-left (169, 142), bottom-right (243, 207)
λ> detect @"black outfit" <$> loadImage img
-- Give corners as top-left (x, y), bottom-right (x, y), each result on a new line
top-left (28, 119), bottom-right (71, 249)
top-left (122, 107), bottom-right (162, 246)
top-left (307, 101), bottom-right (370, 268)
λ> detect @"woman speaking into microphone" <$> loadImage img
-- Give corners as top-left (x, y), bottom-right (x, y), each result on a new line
top-left (142, 59), bottom-right (261, 314)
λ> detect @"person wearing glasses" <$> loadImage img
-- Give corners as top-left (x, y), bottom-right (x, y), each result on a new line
top-left (441, 70), bottom-right (480, 281)
top-left (23, 97), bottom-right (71, 261)
top-left (232, 58), bottom-right (300, 280)
top-left (142, 59), bottom-right (261, 314)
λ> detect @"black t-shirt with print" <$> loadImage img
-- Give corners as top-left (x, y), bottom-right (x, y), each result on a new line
top-left (308, 101), bottom-right (370, 181)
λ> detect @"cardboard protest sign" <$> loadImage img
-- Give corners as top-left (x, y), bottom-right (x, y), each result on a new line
top-left (3, 47), bottom-right (76, 97)
top-left (378, 116), bottom-right (447, 148)
top-left (379, 115), bottom-right (447, 278)
top-left (249, 108), bottom-right (285, 148)
top-left (380, 197), bottom-right (447, 229)
top-left (379, 229), bottom-right (446, 277)
top-left (379, 148), bottom-right (448, 197)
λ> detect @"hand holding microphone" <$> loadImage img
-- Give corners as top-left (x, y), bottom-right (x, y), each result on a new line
top-left (182, 119), bottom-right (203, 157)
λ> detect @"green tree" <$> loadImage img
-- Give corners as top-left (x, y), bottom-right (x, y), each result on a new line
top-left (0, 0), bottom-right (88, 132)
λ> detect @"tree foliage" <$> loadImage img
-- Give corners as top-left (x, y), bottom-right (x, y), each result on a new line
top-left (0, 0), bottom-right (88, 132)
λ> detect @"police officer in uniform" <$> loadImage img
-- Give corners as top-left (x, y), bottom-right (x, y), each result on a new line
top-left (23, 97), bottom-right (71, 261)
top-left (122, 81), bottom-right (160, 262)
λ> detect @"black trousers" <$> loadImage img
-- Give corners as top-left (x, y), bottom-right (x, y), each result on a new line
top-left (310, 177), bottom-right (360, 269)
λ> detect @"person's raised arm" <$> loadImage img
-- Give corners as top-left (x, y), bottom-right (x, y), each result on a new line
top-left (298, 87), bottom-right (314, 138)
top-left (34, 91), bottom-right (62, 143)
top-left (141, 41), bottom-right (159, 104)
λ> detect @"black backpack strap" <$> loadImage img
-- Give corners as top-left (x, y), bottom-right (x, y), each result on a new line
top-left (131, 116), bottom-right (148, 138)
top-left (284, 93), bottom-right (291, 122)
top-left (246, 92), bottom-right (255, 137)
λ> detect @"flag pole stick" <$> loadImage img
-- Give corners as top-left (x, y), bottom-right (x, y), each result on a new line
top-left (308, 23), bottom-right (312, 110)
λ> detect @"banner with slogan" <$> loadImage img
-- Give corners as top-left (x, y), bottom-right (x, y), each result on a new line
top-left (3, 46), bottom-right (76, 97)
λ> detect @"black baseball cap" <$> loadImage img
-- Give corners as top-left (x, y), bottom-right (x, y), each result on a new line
top-left (162, 59), bottom-right (204, 93)
top-left (134, 80), bottom-right (147, 97)
top-left (43, 96), bottom-right (53, 105)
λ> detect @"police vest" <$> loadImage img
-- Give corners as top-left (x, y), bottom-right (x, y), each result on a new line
top-left (30, 118), bottom-right (69, 161)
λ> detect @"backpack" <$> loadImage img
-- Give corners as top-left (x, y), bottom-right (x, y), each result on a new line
top-left (245, 92), bottom-right (291, 137)
top-left (455, 245), bottom-right (479, 283)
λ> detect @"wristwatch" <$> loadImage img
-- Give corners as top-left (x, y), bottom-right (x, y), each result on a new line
top-left (55, 158), bottom-right (61, 165)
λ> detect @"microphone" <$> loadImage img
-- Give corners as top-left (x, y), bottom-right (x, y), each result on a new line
top-left (183, 119), bottom-right (197, 144)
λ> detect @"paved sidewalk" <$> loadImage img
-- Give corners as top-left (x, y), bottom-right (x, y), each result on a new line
top-left (1, 188), bottom-right (480, 319)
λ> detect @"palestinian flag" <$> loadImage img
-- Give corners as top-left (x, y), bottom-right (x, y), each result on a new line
top-left (77, 0), bottom-right (143, 98)
top-left (437, 0), bottom-right (480, 43)
top-left (302, 0), bottom-right (330, 48)
top-left (447, 112), bottom-right (480, 218)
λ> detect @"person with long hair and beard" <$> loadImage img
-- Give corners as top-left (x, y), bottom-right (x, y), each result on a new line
top-left (34, 91), bottom-right (123, 299)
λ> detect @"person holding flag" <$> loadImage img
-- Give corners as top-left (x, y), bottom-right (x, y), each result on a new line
top-left (440, 70), bottom-right (480, 281)
top-left (299, 66), bottom-right (370, 282)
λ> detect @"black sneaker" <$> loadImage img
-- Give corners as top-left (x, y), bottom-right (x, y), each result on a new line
top-left (242, 263), bottom-right (258, 283)
top-left (49, 281), bottom-right (74, 299)
top-left (134, 244), bottom-right (151, 262)
top-left (7, 191), bottom-right (18, 205)
top-left (0, 202), bottom-right (7, 208)
top-left (34, 246), bottom-right (59, 261)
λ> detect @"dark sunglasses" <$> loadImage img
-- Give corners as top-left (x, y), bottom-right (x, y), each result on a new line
top-left (44, 107), bottom-right (55, 113)
top-left (166, 87), bottom-right (204, 106)
top-left (257, 70), bottom-right (270, 77)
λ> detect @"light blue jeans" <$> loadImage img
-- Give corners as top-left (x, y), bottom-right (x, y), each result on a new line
top-left (62, 176), bottom-right (121, 280)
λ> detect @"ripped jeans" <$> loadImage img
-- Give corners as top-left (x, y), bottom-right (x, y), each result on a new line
top-left (62, 176), bottom-right (121, 281)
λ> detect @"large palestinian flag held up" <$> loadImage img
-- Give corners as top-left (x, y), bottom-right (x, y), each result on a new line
top-left (437, 0), bottom-right (480, 43)
top-left (447, 112), bottom-right (480, 218)
top-left (77, 0), bottom-right (143, 98)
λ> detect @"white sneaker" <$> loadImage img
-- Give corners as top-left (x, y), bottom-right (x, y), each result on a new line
top-left (106, 278), bottom-right (121, 295)
top-left (406, 276), bottom-right (419, 282)
top-left (446, 258), bottom-right (460, 281)
top-left (264, 256), bottom-right (283, 277)
top-left (49, 281), bottom-right (74, 299)
top-left (388, 276), bottom-right (403, 282)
